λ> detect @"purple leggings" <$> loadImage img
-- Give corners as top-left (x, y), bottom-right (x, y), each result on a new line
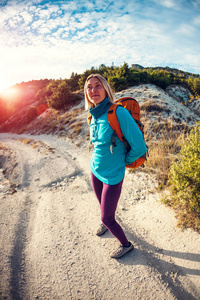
top-left (91, 172), bottom-right (129, 246)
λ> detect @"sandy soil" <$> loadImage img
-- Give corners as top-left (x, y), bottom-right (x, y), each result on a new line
top-left (0, 133), bottom-right (200, 300)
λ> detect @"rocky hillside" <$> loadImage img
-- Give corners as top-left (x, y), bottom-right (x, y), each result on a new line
top-left (0, 84), bottom-right (200, 149)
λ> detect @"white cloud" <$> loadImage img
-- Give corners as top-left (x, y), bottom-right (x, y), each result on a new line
top-left (160, 0), bottom-right (177, 8)
top-left (152, 0), bottom-right (179, 9)
top-left (8, 16), bottom-right (22, 28)
top-left (176, 23), bottom-right (195, 36)
top-left (60, 2), bottom-right (78, 13)
top-left (20, 10), bottom-right (33, 24)
top-left (0, 0), bottom-right (199, 91)
top-left (31, 19), bottom-right (44, 29)
top-left (37, 7), bottom-right (52, 19)
top-left (193, 15), bottom-right (200, 26)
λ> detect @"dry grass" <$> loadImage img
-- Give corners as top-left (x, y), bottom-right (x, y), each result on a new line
top-left (19, 138), bottom-right (33, 145)
top-left (18, 138), bottom-right (56, 154)
top-left (129, 115), bottom-right (186, 190)
top-left (0, 143), bottom-right (8, 151)
top-left (68, 120), bottom-right (82, 130)
top-left (85, 128), bottom-right (90, 141)
top-left (141, 101), bottom-right (170, 114)
top-left (67, 121), bottom-right (83, 140)
top-left (142, 131), bottom-right (183, 189)
top-left (76, 140), bottom-right (83, 147)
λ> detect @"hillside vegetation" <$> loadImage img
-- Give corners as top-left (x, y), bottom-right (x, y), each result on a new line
top-left (0, 63), bottom-right (200, 124)
top-left (0, 63), bottom-right (200, 232)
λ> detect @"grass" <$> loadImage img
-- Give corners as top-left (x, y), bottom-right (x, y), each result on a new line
top-left (144, 133), bottom-right (183, 189)
top-left (129, 120), bottom-right (185, 190)
top-left (19, 138), bottom-right (33, 144)
top-left (0, 144), bottom-right (8, 151)
top-left (141, 101), bottom-right (171, 114)
top-left (18, 138), bottom-right (56, 154)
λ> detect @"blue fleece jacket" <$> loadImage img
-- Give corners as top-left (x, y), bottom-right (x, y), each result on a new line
top-left (89, 97), bottom-right (147, 185)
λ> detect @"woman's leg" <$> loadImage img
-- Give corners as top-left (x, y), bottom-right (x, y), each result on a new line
top-left (100, 180), bottom-right (129, 246)
top-left (91, 172), bottom-right (108, 236)
top-left (91, 172), bottom-right (103, 205)
top-left (91, 172), bottom-right (129, 246)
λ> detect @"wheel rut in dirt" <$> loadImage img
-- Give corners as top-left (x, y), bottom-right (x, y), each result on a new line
top-left (10, 196), bottom-right (32, 300)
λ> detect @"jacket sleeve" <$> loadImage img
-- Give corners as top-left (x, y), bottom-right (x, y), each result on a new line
top-left (116, 106), bottom-right (147, 165)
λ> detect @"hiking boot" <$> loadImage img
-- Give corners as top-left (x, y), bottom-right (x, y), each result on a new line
top-left (110, 242), bottom-right (134, 259)
top-left (96, 223), bottom-right (108, 236)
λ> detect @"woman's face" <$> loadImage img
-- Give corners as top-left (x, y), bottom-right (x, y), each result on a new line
top-left (86, 77), bottom-right (107, 106)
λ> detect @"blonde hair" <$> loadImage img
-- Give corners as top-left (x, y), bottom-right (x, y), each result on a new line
top-left (84, 74), bottom-right (114, 110)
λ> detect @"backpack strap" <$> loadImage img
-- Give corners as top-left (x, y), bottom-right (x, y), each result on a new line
top-left (108, 104), bottom-right (124, 141)
top-left (108, 104), bottom-right (131, 153)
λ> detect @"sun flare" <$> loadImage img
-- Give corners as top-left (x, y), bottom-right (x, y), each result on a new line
top-left (0, 76), bottom-right (13, 94)
top-left (0, 86), bottom-right (20, 102)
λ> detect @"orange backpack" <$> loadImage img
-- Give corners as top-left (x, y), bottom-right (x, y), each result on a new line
top-left (88, 97), bottom-right (148, 169)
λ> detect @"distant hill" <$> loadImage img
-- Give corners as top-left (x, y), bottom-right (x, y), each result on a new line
top-left (145, 66), bottom-right (199, 79)
top-left (130, 64), bottom-right (199, 78)
top-left (0, 82), bottom-right (199, 139)
top-left (131, 64), bottom-right (144, 70)
top-left (0, 63), bottom-right (200, 130)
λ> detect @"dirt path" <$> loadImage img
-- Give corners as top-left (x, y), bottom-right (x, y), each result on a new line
top-left (0, 133), bottom-right (200, 300)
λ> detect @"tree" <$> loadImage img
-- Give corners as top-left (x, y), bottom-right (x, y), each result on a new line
top-left (78, 68), bottom-right (99, 89)
top-left (108, 76), bottom-right (127, 92)
top-left (46, 81), bottom-right (81, 110)
top-left (187, 77), bottom-right (200, 97)
top-left (25, 106), bottom-right (37, 123)
top-left (107, 63), bottom-right (140, 91)
top-left (68, 73), bottom-right (81, 91)
top-left (149, 70), bottom-right (171, 89)
top-left (193, 78), bottom-right (200, 97)
top-left (139, 70), bottom-right (150, 83)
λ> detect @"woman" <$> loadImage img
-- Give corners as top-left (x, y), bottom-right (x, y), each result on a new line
top-left (84, 74), bottom-right (147, 259)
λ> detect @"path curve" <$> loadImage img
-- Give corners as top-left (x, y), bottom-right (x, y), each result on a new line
top-left (0, 133), bottom-right (199, 300)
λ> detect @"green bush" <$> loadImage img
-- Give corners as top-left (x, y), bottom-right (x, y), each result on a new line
top-left (25, 106), bottom-right (37, 123)
top-left (165, 122), bottom-right (200, 232)
top-left (108, 76), bottom-right (127, 91)
top-left (46, 81), bottom-right (81, 110)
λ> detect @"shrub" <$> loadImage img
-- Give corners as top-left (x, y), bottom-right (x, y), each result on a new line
top-left (141, 101), bottom-right (170, 113)
top-left (164, 122), bottom-right (200, 232)
top-left (108, 76), bottom-right (127, 92)
top-left (46, 81), bottom-right (81, 110)
top-left (25, 106), bottom-right (37, 123)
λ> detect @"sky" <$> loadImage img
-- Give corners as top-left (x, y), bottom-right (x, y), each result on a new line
top-left (0, 0), bottom-right (200, 92)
